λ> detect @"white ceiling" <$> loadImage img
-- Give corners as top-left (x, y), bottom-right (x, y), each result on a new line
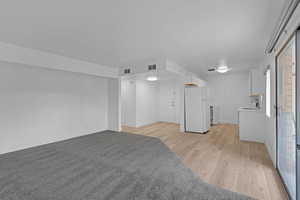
top-left (124, 70), bottom-right (182, 82)
top-left (0, 0), bottom-right (286, 75)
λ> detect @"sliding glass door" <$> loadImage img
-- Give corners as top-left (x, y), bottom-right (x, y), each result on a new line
top-left (276, 35), bottom-right (296, 199)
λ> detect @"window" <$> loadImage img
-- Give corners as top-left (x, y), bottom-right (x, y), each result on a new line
top-left (266, 68), bottom-right (271, 117)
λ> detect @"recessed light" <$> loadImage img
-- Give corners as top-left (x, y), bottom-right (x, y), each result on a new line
top-left (147, 76), bottom-right (158, 81)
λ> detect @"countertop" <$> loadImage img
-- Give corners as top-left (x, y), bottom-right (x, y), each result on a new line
top-left (238, 107), bottom-right (261, 112)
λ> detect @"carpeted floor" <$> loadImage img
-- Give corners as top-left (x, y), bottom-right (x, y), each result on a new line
top-left (0, 131), bottom-right (253, 200)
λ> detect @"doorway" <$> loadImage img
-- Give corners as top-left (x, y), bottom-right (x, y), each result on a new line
top-left (120, 74), bottom-right (181, 130)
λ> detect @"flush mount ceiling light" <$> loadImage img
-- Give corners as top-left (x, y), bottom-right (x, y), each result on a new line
top-left (216, 65), bottom-right (231, 73)
top-left (147, 76), bottom-right (158, 81)
top-left (208, 65), bottom-right (232, 74)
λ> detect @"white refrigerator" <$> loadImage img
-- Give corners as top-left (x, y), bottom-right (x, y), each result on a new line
top-left (184, 87), bottom-right (210, 133)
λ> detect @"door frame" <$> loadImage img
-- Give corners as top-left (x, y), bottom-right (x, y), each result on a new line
top-left (275, 31), bottom-right (297, 200)
top-left (296, 27), bottom-right (300, 200)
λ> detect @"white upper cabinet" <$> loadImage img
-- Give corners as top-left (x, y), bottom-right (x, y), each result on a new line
top-left (249, 68), bottom-right (264, 96)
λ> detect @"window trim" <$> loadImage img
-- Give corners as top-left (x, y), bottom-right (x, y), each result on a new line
top-left (265, 67), bottom-right (271, 118)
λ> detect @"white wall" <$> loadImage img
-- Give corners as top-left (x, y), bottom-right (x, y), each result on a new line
top-left (207, 72), bottom-right (250, 124)
top-left (108, 78), bottom-right (121, 131)
top-left (0, 42), bottom-right (118, 78)
top-left (158, 79), bottom-right (180, 123)
top-left (136, 80), bottom-right (158, 127)
top-left (0, 61), bottom-right (111, 154)
top-left (258, 54), bottom-right (277, 165)
top-left (259, 2), bottom-right (300, 166)
top-left (121, 79), bottom-right (136, 127)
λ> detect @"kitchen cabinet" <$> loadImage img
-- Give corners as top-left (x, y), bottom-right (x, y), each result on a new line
top-left (249, 68), bottom-right (264, 95)
top-left (184, 73), bottom-right (207, 87)
top-left (238, 108), bottom-right (265, 143)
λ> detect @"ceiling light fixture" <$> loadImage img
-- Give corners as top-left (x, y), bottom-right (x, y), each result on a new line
top-left (216, 65), bottom-right (231, 73)
top-left (147, 76), bottom-right (158, 81)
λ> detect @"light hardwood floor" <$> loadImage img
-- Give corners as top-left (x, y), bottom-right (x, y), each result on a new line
top-left (122, 122), bottom-right (288, 200)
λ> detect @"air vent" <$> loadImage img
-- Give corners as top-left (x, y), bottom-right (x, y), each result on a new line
top-left (148, 64), bottom-right (156, 71)
top-left (124, 69), bottom-right (131, 74)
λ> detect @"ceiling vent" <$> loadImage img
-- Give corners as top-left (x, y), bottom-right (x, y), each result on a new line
top-left (148, 64), bottom-right (157, 71)
top-left (124, 68), bottom-right (131, 74)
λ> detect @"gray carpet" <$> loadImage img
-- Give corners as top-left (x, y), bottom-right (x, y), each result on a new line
top-left (0, 131), bottom-right (253, 200)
